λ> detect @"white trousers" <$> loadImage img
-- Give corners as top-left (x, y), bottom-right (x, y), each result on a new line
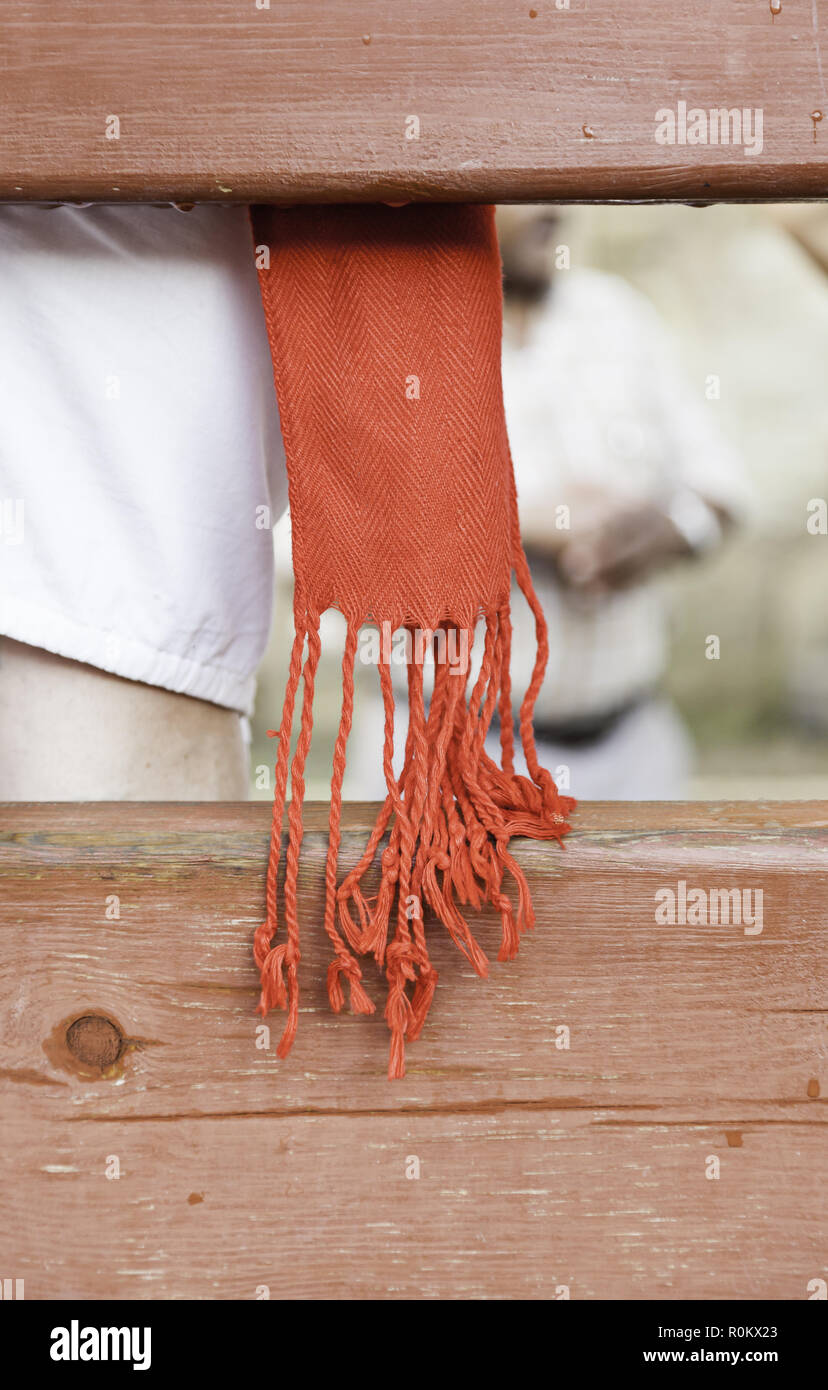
top-left (345, 695), bottom-right (692, 802)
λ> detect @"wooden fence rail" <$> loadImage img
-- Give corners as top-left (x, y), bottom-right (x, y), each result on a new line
top-left (1, 0), bottom-right (827, 203)
top-left (0, 800), bottom-right (825, 1299)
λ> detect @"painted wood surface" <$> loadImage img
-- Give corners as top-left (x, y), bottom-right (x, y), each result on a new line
top-left (0, 800), bottom-right (825, 1299)
top-left (1, 1), bottom-right (827, 203)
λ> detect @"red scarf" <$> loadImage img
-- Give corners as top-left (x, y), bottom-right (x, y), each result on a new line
top-left (251, 203), bottom-right (574, 1078)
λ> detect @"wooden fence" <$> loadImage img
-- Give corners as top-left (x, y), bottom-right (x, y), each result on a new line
top-left (1, 0), bottom-right (827, 202)
top-left (1, 800), bottom-right (824, 1299)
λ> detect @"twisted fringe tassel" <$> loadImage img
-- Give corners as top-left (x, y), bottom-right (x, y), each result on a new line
top-left (257, 584), bottom-right (576, 1079)
top-left (254, 615), bottom-right (321, 1058)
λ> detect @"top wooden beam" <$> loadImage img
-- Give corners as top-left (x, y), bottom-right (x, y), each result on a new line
top-left (1, 0), bottom-right (827, 204)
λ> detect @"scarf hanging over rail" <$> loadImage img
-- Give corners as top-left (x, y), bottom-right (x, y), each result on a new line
top-left (251, 202), bottom-right (575, 1079)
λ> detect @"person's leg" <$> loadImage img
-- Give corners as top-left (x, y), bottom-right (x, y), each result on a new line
top-left (0, 638), bottom-right (249, 800)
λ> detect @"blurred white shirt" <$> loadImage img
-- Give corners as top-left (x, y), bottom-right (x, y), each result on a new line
top-left (503, 270), bottom-right (747, 722)
top-left (0, 205), bottom-right (287, 715)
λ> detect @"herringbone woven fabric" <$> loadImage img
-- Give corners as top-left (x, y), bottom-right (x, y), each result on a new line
top-left (252, 203), bottom-right (574, 1079)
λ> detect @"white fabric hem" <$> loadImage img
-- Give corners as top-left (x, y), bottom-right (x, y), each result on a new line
top-left (0, 593), bottom-right (257, 716)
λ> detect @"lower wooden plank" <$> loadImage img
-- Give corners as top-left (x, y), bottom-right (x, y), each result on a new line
top-left (2, 1102), bottom-right (824, 1300)
top-left (0, 801), bottom-right (825, 1298)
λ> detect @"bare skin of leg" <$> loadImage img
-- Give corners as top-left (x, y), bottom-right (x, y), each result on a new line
top-left (0, 638), bottom-right (249, 800)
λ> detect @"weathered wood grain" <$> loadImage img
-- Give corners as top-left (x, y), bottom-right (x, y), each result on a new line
top-left (0, 801), bottom-right (825, 1299)
top-left (1, 1), bottom-right (827, 203)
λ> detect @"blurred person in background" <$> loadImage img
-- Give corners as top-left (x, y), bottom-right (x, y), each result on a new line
top-left (494, 207), bottom-right (748, 798)
top-left (348, 208), bottom-right (748, 800)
